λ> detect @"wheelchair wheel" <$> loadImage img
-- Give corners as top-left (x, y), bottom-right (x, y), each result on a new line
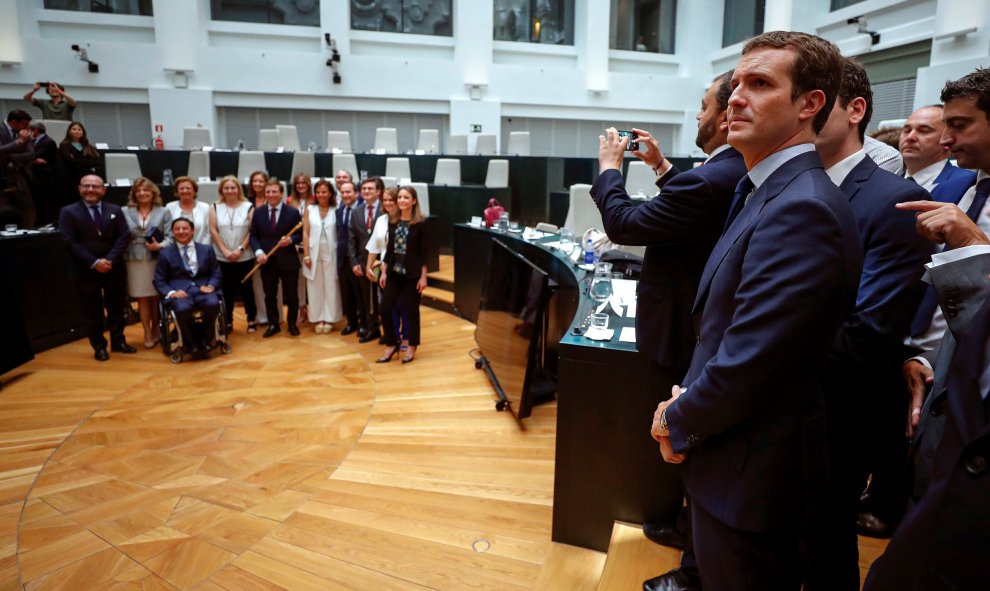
top-left (169, 351), bottom-right (183, 364)
top-left (220, 342), bottom-right (232, 354)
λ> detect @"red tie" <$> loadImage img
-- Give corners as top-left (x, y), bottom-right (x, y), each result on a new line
top-left (270, 206), bottom-right (277, 230)
top-left (366, 204), bottom-right (374, 231)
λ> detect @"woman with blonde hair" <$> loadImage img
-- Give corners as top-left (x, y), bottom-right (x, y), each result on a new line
top-left (302, 179), bottom-right (342, 333)
top-left (288, 173), bottom-right (313, 324)
top-left (208, 175), bottom-right (258, 333)
top-left (164, 176), bottom-right (211, 245)
top-left (122, 177), bottom-right (172, 348)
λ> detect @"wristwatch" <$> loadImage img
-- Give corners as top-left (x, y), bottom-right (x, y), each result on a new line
top-left (238, 246), bottom-right (245, 252)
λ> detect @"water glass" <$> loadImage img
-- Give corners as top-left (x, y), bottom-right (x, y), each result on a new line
top-left (590, 313), bottom-right (609, 330)
top-left (162, 169), bottom-right (173, 186)
top-left (4, 224), bottom-right (16, 232)
top-left (559, 227), bottom-right (574, 252)
top-left (498, 211), bottom-right (510, 232)
top-left (590, 268), bottom-right (613, 306)
top-left (360, 170), bottom-right (368, 181)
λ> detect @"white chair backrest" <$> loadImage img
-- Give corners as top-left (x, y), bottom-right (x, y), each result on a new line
top-left (105, 153), bottom-right (142, 186)
top-left (417, 129), bottom-right (440, 152)
top-left (564, 183), bottom-right (602, 236)
top-left (374, 127), bottom-right (398, 153)
top-left (42, 120), bottom-right (70, 143)
top-left (258, 129), bottom-right (279, 152)
top-left (385, 157), bottom-right (411, 181)
top-left (409, 182), bottom-right (430, 216)
top-left (187, 151), bottom-right (210, 180)
top-left (198, 180), bottom-right (220, 200)
top-left (448, 134), bottom-right (468, 155)
top-left (183, 127), bottom-right (211, 150)
top-left (484, 159), bottom-right (509, 188)
top-left (333, 154), bottom-right (359, 185)
top-left (475, 133), bottom-right (497, 155)
top-left (327, 130), bottom-right (352, 153)
top-left (624, 161), bottom-right (656, 197)
top-left (434, 158), bottom-right (461, 186)
top-left (290, 151), bottom-right (315, 178)
top-left (507, 131), bottom-right (531, 156)
top-left (236, 151), bottom-right (267, 181)
top-left (276, 125), bottom-right (301, 151)
top-left (380, 176), bottom-right (398, 188)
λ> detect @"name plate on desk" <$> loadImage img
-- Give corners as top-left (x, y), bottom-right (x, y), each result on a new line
top-left (115, 178), bottom-right (132, 187)
top-left (95, 143), bottom-right (110, 150)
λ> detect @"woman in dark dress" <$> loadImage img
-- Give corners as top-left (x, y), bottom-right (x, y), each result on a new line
top-left (57, 121), bottom-right (103, 202)
top-left (377, 186), bottom-right (430, 364)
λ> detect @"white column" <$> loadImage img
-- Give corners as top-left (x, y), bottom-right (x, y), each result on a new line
top-left (763, 0), bottom-right (794, 32)
top-left (578, 0), bottom-right (610, 92)
top-left (916, 0), bottom-right (990, 107)
top-left (455, 0), bottom-right (492, 86)
top-left (0, 0), bottom-right (24, 64)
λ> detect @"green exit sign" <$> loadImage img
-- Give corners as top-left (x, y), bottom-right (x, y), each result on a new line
top-left (470, 124), bottom-right (482, 132)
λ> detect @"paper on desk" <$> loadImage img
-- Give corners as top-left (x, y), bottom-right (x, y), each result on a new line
top-left (584, 327), bottom-right (614, 341)
top-left (619, 326), bottom-right (636, 343)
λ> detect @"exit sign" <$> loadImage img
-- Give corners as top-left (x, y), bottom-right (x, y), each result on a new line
top-left (470, 124), bottom-right (482, 132)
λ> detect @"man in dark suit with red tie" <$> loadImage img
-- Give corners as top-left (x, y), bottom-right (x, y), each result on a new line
top-left (250, 178), bottom-right (302, 337)
top-left (153, 218), bottom-right (222, 355)
top-left (651, 32), bottom-right (862, 590)
top-left (58, 173), bottom-right (136, 361)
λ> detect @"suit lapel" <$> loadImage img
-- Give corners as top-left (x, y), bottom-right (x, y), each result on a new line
top-left (838, 156), bottom-right (876, 203)
top-left (931, 160), bottom-right (952, 187)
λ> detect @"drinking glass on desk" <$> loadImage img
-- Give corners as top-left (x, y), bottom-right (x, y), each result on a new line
top-left (559, 227), bottom-right (574, 253)
top-left (589, 265), bottom-right (613, 309)
top-left (498, 211), bottom-right (509, 232)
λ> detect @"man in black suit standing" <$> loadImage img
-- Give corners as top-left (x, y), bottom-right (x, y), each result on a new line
top-left (250, 178), bottom-right (303, 337)
top-left (348, 177), bottom-right (387, 343)
top-left (592, 70), bottom-right (747, 591)
top-left (58, 173), bottom-right (136, 361)
top-left (336, 180), bottom-right (361, 335)
top-left (28, 121), bottom-right (59, 226)
top-left (0, 109), bottom-right (35, 228)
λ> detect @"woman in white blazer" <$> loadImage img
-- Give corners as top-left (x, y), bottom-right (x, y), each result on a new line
top-left (301, 179), bottom-right (342, 333)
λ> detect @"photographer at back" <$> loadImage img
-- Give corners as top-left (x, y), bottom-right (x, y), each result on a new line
top-left (24, 82), bottom-right (77, 121)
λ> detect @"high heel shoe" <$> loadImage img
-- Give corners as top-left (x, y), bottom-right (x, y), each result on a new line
top-left (401, 346), bottom-right (416, 364)
top-left (246, 320), bottom-right (257, 334)
top-left (376, 347), bottom-right (398, 363)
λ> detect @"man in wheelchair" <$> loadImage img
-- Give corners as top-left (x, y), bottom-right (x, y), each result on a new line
top-left (153, 218), bottom-right (222, 357)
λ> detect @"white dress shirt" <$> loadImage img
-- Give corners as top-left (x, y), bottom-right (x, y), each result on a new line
top-left (825, 149), bottom-right (867, 187)
top-left (906, 159), bottom-right (950, 193)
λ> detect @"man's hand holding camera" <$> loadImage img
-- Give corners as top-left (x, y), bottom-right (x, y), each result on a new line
top-left (598, 127), bottom-right (670, 177)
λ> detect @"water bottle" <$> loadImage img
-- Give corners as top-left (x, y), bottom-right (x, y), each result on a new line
top-left (584, 236), bottom-right (595, 265)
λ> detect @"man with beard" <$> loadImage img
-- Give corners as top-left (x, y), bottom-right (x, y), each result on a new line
top-left (591, 70), bottom-right (746, 591)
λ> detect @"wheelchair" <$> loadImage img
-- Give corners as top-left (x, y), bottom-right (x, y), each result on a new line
top-left (158, 292), bottom-right (231, 363)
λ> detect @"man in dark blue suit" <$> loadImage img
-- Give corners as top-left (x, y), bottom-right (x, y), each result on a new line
top-left (153, 218), bottom-right (222, 355)
top-left (650, 32), bottom-right (862, 591)
top-left (58, 173), bottom-right (135, 361)
top-left (592, 71), bottom-right (746, 591)
top-left (336, 181), bottom-right (361, 334)
top-left (899, 105), bottom-right (971, 192)
top-left (803, 57), bottom-right (933, 591)
top-left (250, 178), bottom-right (303, 337)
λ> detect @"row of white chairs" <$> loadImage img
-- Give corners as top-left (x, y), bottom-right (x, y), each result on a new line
top-left (105, 152), bottom-right (510, 191)
top-left (182, 125), bottom-right (532, 156)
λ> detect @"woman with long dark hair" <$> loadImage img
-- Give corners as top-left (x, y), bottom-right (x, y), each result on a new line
top-left (58, 121), bottom-right (103, 200)
top-left (302, 179), bottom-right (341, 333)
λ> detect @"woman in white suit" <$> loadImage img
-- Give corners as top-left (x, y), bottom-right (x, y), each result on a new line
top-left (301, 179), bottom-right (342, 333)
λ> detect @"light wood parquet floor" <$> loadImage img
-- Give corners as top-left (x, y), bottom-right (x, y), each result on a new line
top-left (0, 306), bottom-right (557, 590)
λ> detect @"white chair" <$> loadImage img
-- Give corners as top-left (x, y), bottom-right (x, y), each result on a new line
top-left (183, 127), bottom-right (211, 150)
top-left (380, 176), bottom-right (398, 187)
top-left (333, 154), bottom-right (358, 184)
top-left (624, 161), bottom-right (657, 197)
top-left (374, 127), bottom-right (398, 153)
top-left (198, 180), bottom-right (220, 200)
top-left (410, 182), bottom-right (430, 216)
top-left (564, 184), bottom-right (602, 236)
top-left (236, 151), bottom-right (267, 181)
top-left (187, 151), bottom-right (210, 180)
top-left (105, 154), bottom-right (142, 186)
top-left (507, 131), bottom-right (531, 156)
top-left (417, 129), bottom-right (440, 153)
top-left (258, 129), bottom-right (279, 152)
top-left (434, 159), bottom-right (461, 186)
top-left (385, 157), bottom-right (412, 181)
top-left (448, 134), bottom-right (468, 155)
top-left (327, 130), bottom-right (352, 153)
top-left (276, 125), bottom-right (301, 151)
top-left (42, 119), bottom-right (70, 142)
top-left (290, 151), bottom-right (315, 178)
top-left (484, 159), bottom-right (509, 188)
top-left (475, 133), bottom-right (497, 155)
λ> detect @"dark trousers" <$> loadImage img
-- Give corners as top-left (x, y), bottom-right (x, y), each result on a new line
top-left (693, 502), bottom-right (803, 591)
top-left (860, 364), bottom-right (911, 524)
top-left (381, 272), bottom-right (421, 346)
top-left (77, 267), bottom-right (127, 350)
top-left (354, 271), bottom-right (380, 333)
top-left (260, 259), bottom-right (298, 327)
top-left (339, 262), bottom-right (361, 328)
top-left (169, 290), bottom-right (220, 347)
top-left (218, 260), bottom-right (257, 326)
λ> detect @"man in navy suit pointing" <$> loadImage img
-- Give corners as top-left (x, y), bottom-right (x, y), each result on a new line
top-left (650, 31), bottom-right (863, 590)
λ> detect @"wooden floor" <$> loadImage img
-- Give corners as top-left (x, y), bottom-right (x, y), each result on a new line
top-left (0, 297), bottom-right (888, 590)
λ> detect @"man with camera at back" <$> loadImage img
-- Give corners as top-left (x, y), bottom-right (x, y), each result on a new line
top-left (24, 81), bottom-right (77, 121)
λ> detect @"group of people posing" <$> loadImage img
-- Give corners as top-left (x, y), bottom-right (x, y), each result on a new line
top-left (58, 168), bottom-right (430, 364)
top-left (590, 30), bottom-right (990, 591)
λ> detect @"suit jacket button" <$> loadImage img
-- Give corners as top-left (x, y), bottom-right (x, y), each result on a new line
top-left (965, 455), bottom-right (987, 476)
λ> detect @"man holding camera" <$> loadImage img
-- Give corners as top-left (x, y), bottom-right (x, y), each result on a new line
top-left (591, 70), bottom-right (746, 591)
top-left (24, 82), bottom-right (77, 121)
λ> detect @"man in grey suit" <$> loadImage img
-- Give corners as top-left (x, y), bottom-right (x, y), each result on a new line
top-left (348, 176), bottom-right (387, 342)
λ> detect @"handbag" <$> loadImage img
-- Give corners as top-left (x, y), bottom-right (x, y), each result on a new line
top-left (483, 198), bottom-right (504, 228)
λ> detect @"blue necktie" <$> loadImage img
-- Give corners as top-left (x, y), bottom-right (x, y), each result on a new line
top-left (724, 175), bottom-right (754, 232)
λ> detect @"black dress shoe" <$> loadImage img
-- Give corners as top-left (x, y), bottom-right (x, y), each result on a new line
top-left (856, 512), bottom-right (896, 539)
top-left (263, 325), bottom-right (281, 338)
top-left (111, 342), bottom-right (137, 354)
top-left (287, 324), bottom-right (300, 336)
top-left (341, 325), bottom-right (358, 336)
top-left (643, 521), bottom-right (687, 550)
top-left (643, 568), bottom-right (703, 591)
top-left (94, 349), bottom-right (109, 362)
top-left (359, 328), bottom-right (381, 343)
